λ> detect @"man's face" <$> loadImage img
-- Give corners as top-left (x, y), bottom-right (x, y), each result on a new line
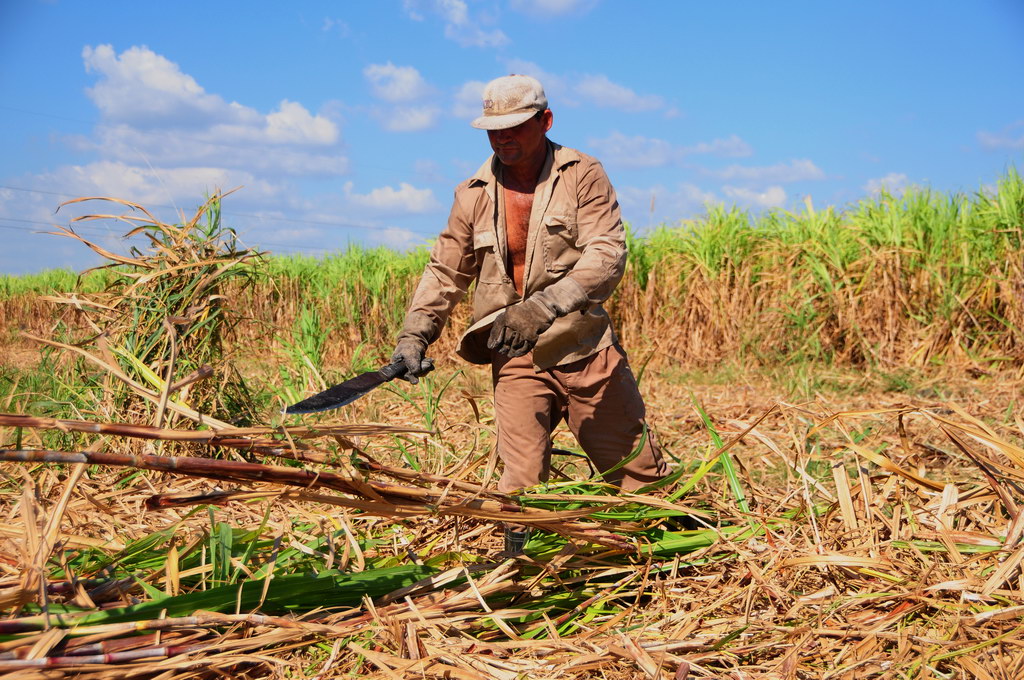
top-left (487, 110), bottom-right (553, 168)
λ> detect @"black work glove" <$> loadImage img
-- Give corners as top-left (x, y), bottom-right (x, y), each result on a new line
top-left (391, 338), bottom-right (434, 384)
top-left (487, 298), bottom-right (557, 358)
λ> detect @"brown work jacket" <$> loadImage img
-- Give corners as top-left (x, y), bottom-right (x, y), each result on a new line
top-left (403, 140), bottom-right (627, 370)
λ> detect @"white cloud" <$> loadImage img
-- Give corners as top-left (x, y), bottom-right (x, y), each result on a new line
top-left (240, 204), bottom-right (416, 247)
top-left (343, 182), bottom-right (442, 214)
top-left (203, 100), bottom-right (338, 147)
top-left (266, 226), bottom-right (324, 243)
top-left (366, 226), bottom-right (427, 250)
top-left (709, 159), bottom-right (824, 184)
top-left (503, 59), bottom-right (562, 88)
top-left (978, 121), bottom-right (1024, 150)
top-left (588, 132), bottom-right (755, 168)
top-left (83, 46), bottom-right (339, 145)
top-left (436, 0), bottom-right (469, 23)
top-left (78, 44), bottom-right (345, 177)
top-left (379, 106), bottom-right (441, 132)
top-left (588, 132), bottom-right (676, 168)
top-left (503, 59), bottom-right (575, 106)
top-left (509, 0), bottom-right (598, 17)
top-left (453, 80), bottom-right (486, 118)
top-left (440, 0), bottom-right (509, 47)
top-left (263, 100), bottom-right (339, 144)
top-left (1, 164), bottom-right (433, 273)
top-left (504, 62), bottom-right (670, 117)
top-left (321, 17), bottom-right (351, 36)
top-left (722, 185), bottom-right (787, 208)
top-left (71, 123), bottom-right (347, 177)
top-left (863, 173), bottom-right (909, 197)
top-left (403, 0), bottom-right (509, 47)
top-left (364, 62), bottom-right (434, 103)
top-left (0, 43), bottom-right (383, 272)
top-left (617, 183), bottom-right (718, 224)
top-left (362, 63), bottom-right (441, 132)
top-left (684, 134), bottom-right (752, 158)
top-left (445, 22), bottom-right (508, 48)
top-left (42, 160), bottom-right (281, 209)
top-left (402, 0), bottom-right (426, 21)
top-left (575, 74), bottom-right (663, 112)
top-left (83, 44), bottom-right (339, 143)
top-left (83, 44), bottom-right (233, 128)
top-left (6, 42), bottom-right (755, 274)
top-left (414, 159), bottom-right (446, 183)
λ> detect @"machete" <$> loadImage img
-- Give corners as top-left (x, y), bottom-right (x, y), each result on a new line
top-left (284, 359), bottom-right (424, 415)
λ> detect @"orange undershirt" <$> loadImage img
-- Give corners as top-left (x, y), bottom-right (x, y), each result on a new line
top-left (502, 183), bottom-right (534, 295)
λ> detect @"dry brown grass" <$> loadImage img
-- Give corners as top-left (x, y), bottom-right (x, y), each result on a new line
top-left (2, 378), bottom-right (1024, 678)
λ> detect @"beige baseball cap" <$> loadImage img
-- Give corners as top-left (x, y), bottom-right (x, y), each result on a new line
top-left (471, 74), bottom-right (548, 130)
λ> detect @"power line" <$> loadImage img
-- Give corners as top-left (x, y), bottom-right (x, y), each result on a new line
top-left (0, 105), bottom-right (450, 176)
top-left (0, 215), bottom-right (151, 236)
top-left (0, 223), bottom-right (44, 233)
top-left (0, 105), bottom-right (96, 126)
top-left (0, 183), bottom-right (437, 238)
top-left (0, 217), bottom-right (417, 256)
top-left (0, 218), bottom-right (122, 236)
top-left (0, 217), bottom-right (60, 227)
top-left (0, 106), bottom-right (327, 158)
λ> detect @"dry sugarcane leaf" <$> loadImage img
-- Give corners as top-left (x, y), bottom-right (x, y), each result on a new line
top-left (843, 442), bottom-right (947, 491)
top-left (45, 225), bottom-right (149, 269)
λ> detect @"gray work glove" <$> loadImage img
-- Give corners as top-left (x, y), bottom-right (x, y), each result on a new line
top-left (391, 337), bottom-right (434, 384)
top-left (487, 298), bottom-right (557, 358)
top-left (488, 278), bottom-right (591, 358)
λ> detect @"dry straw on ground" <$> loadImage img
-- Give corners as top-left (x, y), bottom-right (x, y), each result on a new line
top-left (1, 399), bottom-right (1023, 679)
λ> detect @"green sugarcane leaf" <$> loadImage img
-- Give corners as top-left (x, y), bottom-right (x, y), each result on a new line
top-left (133, 575), bottom-right (166, 601)
top-left (39, 564), bottom-right (438, 630)
top-left (212, 521), bottom-right (234, 586)
top-left (692, 397), bottom-right (753, 523)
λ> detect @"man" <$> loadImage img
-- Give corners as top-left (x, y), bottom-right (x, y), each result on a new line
top-left (391, 75), bottom-right (667, 545)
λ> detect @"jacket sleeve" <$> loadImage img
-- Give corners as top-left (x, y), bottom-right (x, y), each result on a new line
top-left (555, 158), bottom-right (627, 309)
top-left (397, 186), bottom-right (478, 346)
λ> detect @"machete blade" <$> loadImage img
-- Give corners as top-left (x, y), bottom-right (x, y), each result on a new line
top-left (284, 361), bottom-right (406, 415)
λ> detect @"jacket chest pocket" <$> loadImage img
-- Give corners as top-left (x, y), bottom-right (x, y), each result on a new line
top-left (542, 214), bottom-right (580, 273)
top-left (473, 228), bottom-right (506, 284)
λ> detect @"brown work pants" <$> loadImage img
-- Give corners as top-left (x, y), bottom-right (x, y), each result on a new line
top-left (491, 343), bottom-right (667, 493)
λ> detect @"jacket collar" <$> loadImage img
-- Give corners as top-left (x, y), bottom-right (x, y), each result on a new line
top-left (550, 141), bottom-right (581, 171)
top-left (468, 140), bottom-right (581, 188)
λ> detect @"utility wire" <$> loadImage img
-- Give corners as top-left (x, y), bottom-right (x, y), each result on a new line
top-left (0, 183), bottom-right (436, 238)
top-left (0, 218), bottom-right (379, 255)
top-left (0, 105), bottom-right (446, 176)
top-left (0, 218), bottom-right (120, 236)
top-left (0, 105), bottom-right (94, 126)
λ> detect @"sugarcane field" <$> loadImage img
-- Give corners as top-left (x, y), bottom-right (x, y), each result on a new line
top-left (3, 4), bottom-right (1024, 679)
top-left (0, 174), bottom-right (1022, 680)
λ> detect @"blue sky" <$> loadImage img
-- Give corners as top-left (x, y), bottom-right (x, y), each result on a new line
top-left (1, 0), bottom-right (1022, 274)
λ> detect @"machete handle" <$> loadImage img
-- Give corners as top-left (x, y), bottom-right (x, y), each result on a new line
top-left (379, 359), bottom-right (407, 381)
top-left (382, 356), bottom-right (435, 382)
